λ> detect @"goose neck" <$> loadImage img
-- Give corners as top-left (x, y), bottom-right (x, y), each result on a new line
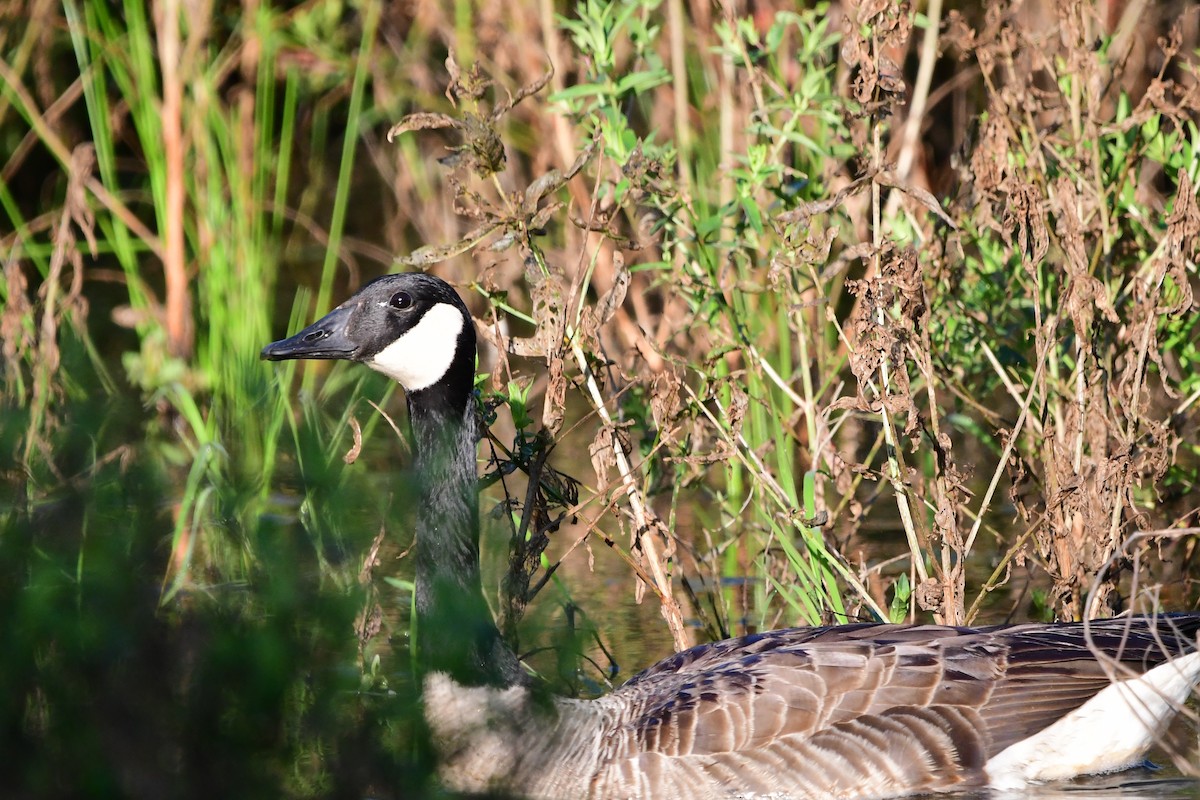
top-left (406, 391), bottom-right (525, 688)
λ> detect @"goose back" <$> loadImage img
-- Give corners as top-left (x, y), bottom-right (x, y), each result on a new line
top-left (427, 615), bottom-right (1200, 799)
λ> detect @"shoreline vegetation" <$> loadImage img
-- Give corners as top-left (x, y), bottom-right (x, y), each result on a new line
top-left (3, 0), bottom-right (1199, 795)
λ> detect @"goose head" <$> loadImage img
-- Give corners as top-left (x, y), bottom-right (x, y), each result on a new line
top-left (261, 273), bottom-right (477, 410)
top-left (261, 273), bottom-right (523, 688)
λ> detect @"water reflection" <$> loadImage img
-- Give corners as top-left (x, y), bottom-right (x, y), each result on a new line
top-left (942, 773), bottom-right (1200, 800)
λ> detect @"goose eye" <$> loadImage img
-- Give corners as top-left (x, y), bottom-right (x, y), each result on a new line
top-left (389, 291), bottom-right (413, 310)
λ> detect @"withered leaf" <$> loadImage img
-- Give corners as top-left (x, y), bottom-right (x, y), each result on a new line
top-left (595, 253), bottom-right (630, 327)
top-left (589, 425), bottom-right (618, 487)
top-left (395, 221), bottom-right (500, 266)
top-left (542, 355), bottom-right (566, 435)
top-left (343, 416), bottom-right (363, 464)
top-left (386, 112), bottom-right (464, 143)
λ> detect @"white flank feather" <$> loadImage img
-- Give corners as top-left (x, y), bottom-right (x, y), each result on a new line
top-left (986, 650), bottom-right (1200, 788)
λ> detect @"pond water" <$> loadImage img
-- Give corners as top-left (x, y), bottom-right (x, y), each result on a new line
top-left (937, 770), bottom-right (1200, 800)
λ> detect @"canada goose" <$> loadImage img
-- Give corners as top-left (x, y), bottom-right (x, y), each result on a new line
top-left (263, 272), bottom-right (1200, 799)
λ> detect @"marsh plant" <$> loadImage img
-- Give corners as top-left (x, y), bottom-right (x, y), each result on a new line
top-left (2, 0), bottom-right (1199, 794)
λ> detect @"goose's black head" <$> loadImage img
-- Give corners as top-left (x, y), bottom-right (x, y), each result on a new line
top-left (261, 273), bottom-right (476, 404)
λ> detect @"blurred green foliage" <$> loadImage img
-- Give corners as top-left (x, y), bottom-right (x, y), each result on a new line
top-left (1, 341), bottom-right (427, 796)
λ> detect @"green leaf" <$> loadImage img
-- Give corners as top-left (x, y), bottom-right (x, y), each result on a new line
top-left (889, 573), bottom-right (911, 623)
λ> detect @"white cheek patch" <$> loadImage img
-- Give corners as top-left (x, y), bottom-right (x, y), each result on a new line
top-left (368, 302), bottom-right (465, 391)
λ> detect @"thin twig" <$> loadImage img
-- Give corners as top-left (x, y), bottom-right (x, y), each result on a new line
top-left (569, 337), bottom-right (690, 652)
top-left (895, 0), bottom-right (943, 180)
top-left (962, 332), bottom-right (1052, 558)
top-left (682, 382), bottom-right (888, 622)
top-left (964, 516), bottom-right (1045, 625)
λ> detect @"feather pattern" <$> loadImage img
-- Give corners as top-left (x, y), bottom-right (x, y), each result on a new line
top-left (426, 616), bottom-right (1200, 799)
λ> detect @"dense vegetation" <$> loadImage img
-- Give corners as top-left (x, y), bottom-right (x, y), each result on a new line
top-left (3, 0), bottom-right (1199, 795)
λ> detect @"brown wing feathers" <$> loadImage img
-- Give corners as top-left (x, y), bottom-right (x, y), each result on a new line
top-left (611, 616), bottom-right (1200, 796)
top-left (432, 616), bottom-right (1200, 798)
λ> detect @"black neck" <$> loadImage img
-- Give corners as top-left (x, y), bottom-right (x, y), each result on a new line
top-left (406, 361), bottom-right (525, 688)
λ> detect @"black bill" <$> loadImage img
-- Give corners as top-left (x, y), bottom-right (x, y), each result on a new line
top-left (260, 304), bottom-right (358, 361)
